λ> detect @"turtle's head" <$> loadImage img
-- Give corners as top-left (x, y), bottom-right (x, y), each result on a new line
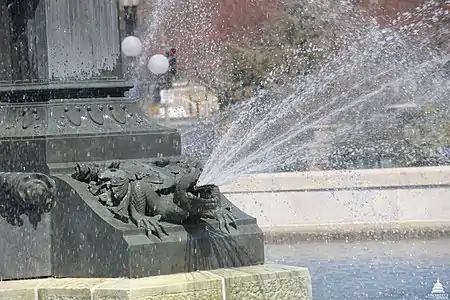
top-left (192, 184), bottom-right (221, 218)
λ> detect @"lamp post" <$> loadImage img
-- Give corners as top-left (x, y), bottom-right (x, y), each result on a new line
top-left (0, 0), bottom-right (265, 282)
top-left (118, 0), bottom-right (142, 81)
top-left (119, 0), bottom-right (140, 36)
top-left (0, 0), bottom-right (179, 172)
top-left (0, 0), bottom-right (181, 279)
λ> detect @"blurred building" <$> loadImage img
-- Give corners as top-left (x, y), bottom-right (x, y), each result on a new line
top-left (148, 81), bottom-right (219, 119)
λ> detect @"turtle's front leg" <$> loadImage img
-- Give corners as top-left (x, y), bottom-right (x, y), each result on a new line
top-left (129, 204), bottom-right (168, 239)
top-left (205, 206), bottom-right (237, 233)
top-left (128, 180), bottom-right (169, 239)
top-left (198, 186), bottom-right (237, 233)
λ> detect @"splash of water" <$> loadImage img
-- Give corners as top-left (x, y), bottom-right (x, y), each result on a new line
top-left (188, 1), bottom-right (450, 186)
top-left (127, 0), bottom-right (176, 100)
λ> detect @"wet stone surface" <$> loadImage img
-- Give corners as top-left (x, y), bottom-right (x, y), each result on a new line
top-left (0, 213), bottom-right (52, 279)
top-left (266, 239), bottom-right (450, 300)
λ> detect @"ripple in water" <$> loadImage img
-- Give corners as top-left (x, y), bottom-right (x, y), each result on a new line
top-left (180, 1), bottom-right (450, 186)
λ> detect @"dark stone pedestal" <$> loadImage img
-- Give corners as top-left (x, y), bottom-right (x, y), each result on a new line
top-left (0, 83), bottom-right (264, 280)
top-left (0, 0), bottom-right (264, 281)
top-left (51, 175), bottom-right (264, 278)
top-left (0, 83), bottom-right (178, 280)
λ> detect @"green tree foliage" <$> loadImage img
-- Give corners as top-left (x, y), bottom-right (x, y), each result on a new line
top-left (403, 104), bottom-right (450, 159)
top-left (329, 104), bottom-right (450, 170)
top-left (215, 6), bottom-right (336, 105)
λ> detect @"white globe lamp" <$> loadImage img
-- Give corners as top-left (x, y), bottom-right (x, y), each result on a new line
top-left (121, 36), bottom-right (142, 57)
top-left (119, 0), bottom-right (140, 7)
top-left (148, 54), bottom-right (169, 75)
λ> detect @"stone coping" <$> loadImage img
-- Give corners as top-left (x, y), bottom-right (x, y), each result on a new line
top-left (220, 166), bottom-right (450, 193)
top-left (263, 221), bottom-right (450, 243)
top-left (0, 264), bottom-right (312, 300)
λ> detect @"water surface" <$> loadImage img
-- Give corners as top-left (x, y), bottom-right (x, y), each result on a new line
top-left (266, 239), bottom-right (450, 300)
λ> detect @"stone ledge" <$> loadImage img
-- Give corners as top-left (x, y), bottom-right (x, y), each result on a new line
top-left (220, 166), bottom-right (450, 192)
top-left (0, 265), bottom-right (311, 300)
top-left (263, 221), bottom-right (450, 243)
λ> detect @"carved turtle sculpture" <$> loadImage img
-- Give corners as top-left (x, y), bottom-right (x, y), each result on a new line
top-left (72, 159), bottom-right (236, 239)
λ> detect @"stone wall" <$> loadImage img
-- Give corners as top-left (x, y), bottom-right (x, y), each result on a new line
top-left (221, 166), bottom-right (450, 233)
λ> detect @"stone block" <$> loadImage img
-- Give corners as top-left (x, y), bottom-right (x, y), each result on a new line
top-left (94, 272), bottom-right (222, 300)
top-left (51, 175), bottom-right (264, 278)
top-left (0, 278), bottom-right (48, 300)
top-left (209, 264), bottom-right (312, 300)
top-left (37, 278), bottom-right (113, 300)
